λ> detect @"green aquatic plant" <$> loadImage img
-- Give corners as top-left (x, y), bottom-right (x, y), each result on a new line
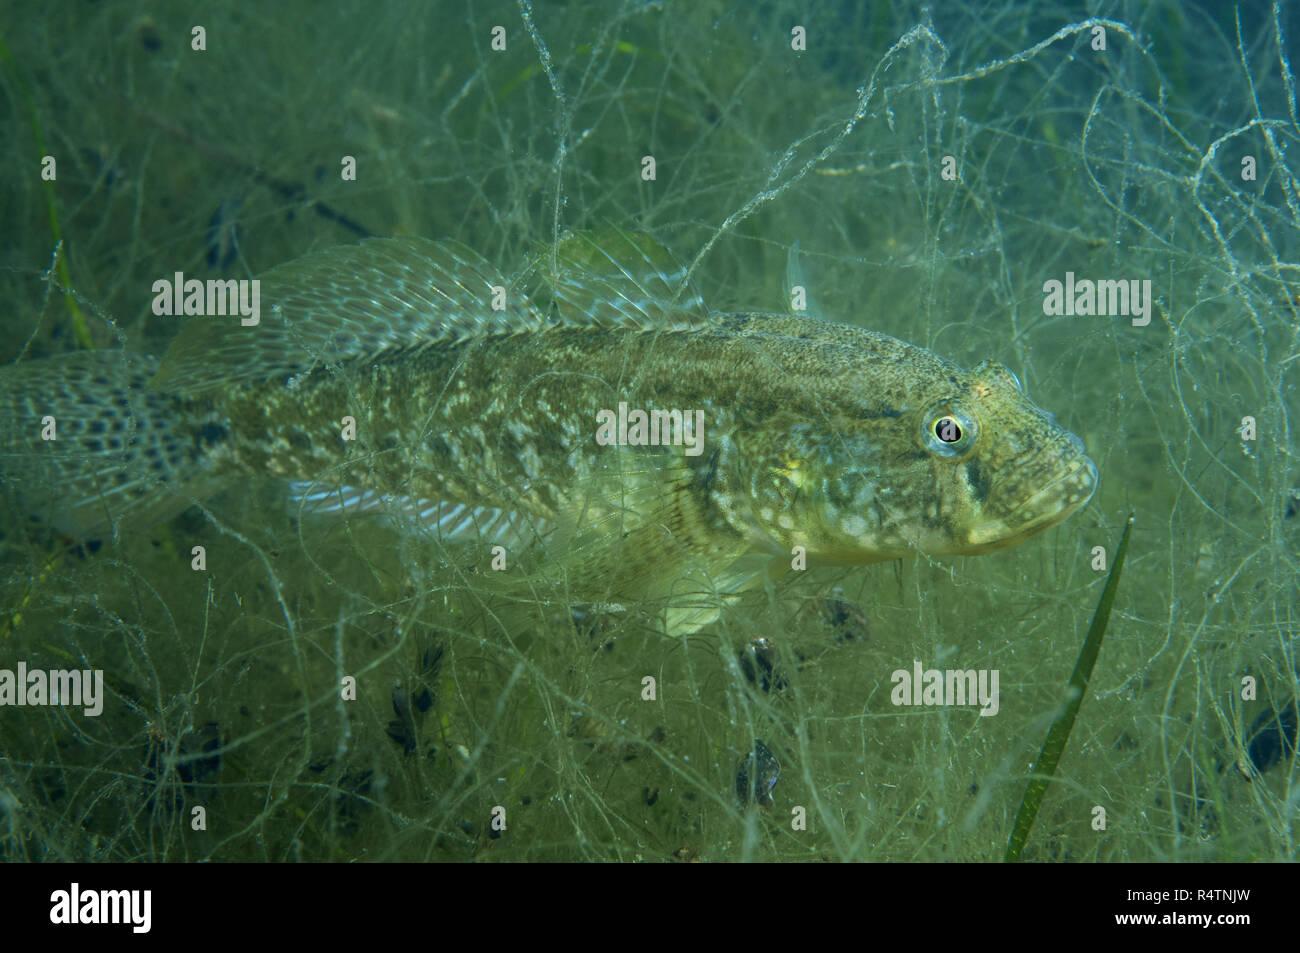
top-left (1005, 514), bottom-right (1134, 862)
top-left (0, 31), bottom-right (90, 349)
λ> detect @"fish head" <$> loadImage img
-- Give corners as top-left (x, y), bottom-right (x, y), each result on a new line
top-left (746, 348), bottom-right (1097, 563)
top-left (914, 359), bottom-right (1098, 555)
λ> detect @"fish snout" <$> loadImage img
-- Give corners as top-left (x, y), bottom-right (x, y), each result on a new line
top-left (1072, 454), bottom-right (1099, 507)
top-left (1023, 444), bottom-right (1099, 529)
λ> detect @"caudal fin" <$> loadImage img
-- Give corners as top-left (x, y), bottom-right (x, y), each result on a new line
top-left (0, 350), bottom-right (227, 537)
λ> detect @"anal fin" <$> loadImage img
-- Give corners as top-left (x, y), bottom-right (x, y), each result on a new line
top-left (287, 481), bottom-right (551, 549)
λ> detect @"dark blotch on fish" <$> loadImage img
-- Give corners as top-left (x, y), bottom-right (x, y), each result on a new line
top-left (736, 739), bottom-right (780, 807)
top-left (195, 421), bottom-right (229, 448)
top-left (965, 458), bottom-right (991, 505)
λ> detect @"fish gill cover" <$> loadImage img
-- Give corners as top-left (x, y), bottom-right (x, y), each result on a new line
top-left (0, 0), bottom-right (1295, 862)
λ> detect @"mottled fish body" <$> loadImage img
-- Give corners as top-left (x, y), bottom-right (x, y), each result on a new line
top-left (0, 230), bottom-right (1097, 633)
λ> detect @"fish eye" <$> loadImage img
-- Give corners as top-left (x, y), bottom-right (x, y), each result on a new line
top-left (935, 416), bottom-right (963, 442)
top-left (921, 406), bottom-right (978, 458)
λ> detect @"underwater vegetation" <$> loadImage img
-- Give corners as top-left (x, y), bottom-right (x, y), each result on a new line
top-left (0, 0), bottom-right (1297, 862)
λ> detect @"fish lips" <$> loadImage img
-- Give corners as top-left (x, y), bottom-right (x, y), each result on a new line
top-left (966, 450), bottom-right (1099, 549)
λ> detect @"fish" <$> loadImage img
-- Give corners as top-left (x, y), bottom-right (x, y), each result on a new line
top-left (0, 228), bottom-right (1098, 635)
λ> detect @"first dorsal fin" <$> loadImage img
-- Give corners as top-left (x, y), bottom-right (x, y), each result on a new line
top-left (152, 238), bottom-right (544, 395)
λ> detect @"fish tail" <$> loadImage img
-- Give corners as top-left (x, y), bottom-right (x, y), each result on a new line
top-left (0, 350), bottom-right (229, 537)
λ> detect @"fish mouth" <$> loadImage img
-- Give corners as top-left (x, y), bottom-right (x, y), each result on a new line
top-left (965, 452), bottom-right (1098, 548)
top-left (1009, 451), bottom-right (1098, 530)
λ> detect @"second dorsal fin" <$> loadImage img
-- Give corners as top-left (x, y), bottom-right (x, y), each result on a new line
top-left (523, 226), bottom-right (710, 331)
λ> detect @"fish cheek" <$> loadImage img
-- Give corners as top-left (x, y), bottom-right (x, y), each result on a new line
top-left (964, 458), bottom-right (991, 505)
top-left (918, 453), bottom-right (984, 548)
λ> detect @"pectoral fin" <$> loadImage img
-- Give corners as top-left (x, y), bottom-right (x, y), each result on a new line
top-left (544, 446), bottom-right (760, 636)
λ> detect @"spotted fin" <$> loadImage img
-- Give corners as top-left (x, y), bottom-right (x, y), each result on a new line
top-left (0, 350), bottom-right (229, 536)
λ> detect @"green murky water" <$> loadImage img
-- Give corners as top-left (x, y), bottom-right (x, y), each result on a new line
top-left (0, 0), bottom-right (1295, 861)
